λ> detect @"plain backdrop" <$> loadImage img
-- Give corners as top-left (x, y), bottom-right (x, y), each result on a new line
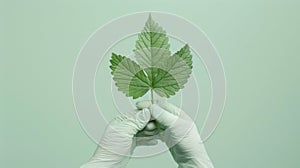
top-left (1, 0), bottom-right (299, 167)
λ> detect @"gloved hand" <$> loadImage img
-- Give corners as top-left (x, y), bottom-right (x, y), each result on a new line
top-left (137, 100), bottom-right (214, 168)
top-left (80, 108), bottom-right (158, 168)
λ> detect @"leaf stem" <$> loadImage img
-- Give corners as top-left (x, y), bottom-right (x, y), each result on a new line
top-left (150, 89), bottom-right (162, 138)
top-left (151, 89), bottom-right (154, 104)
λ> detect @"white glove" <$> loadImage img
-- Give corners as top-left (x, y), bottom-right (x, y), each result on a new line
top-left (80, 108), bottom-right (157, 168)
top-left (137, 100), bottom-right (214, 168)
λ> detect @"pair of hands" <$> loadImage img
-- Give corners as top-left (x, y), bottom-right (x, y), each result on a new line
top-left (81, 101), bottom-right (214, 168)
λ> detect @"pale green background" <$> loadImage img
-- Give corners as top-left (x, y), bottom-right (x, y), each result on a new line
top-left (1, 0), bottom-right (299, 168)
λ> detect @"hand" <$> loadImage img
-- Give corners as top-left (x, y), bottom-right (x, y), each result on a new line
top-left (80, 108), bottom-right (157, 168)
top-left (137, 100), bottom-right (214, 168)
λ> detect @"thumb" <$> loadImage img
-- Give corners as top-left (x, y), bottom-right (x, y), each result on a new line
top-left (133, 108), bottom-right (151, 131)
top-left (136, 100), bottom-right (152, 110)
top-left (150, 104), bottom-right (179, 128)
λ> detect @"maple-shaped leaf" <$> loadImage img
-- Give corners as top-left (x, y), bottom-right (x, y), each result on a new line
top-left (110, 15), bottom-right (193, 99)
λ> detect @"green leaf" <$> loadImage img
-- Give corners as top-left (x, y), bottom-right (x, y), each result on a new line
top-left (109, 15), bottom-right (193, 100)
top-left (142, 44), bottom-right (193, 97)
top-left (161, 44), bottom-right (193, 89)
top-left (173, 44), bottom-right (193, 69)
top-left (110, 53), bottom-right (125, 74)
top-left (110, 53), bottom-right (150, 99)
top-left (134, 15), bottom-right (171, 68)
top-left (144, 67), bottom-right (180, 98)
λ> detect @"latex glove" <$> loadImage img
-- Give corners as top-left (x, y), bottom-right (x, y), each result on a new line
top-left (80, 108), bottom-right (158, 168)
top-left (137, 100), bottom-right (214, 168)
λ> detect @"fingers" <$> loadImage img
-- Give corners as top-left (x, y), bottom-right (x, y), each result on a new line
top-left (134, 108), bottom-right (151, 131)
top-left (136, 100), bottom-right (152, 110)
top-left (136, 100), bottom-right (190, 129)
top-left (109, 108), bottom-right (152, 137)
top-left (156, 101), bottom-right (192, 121)
top-left (150, 104), bottom-right (178, 128)
top-left (145, 121), bottom-right (156, 131)
top-left (136, 100), bottom-right (180, 128)
top-left (136, 100), bottom-right (183, 116)
top-left (156, 100), bottom-right (182, 116)
top-left (136, 121), bottom-right (158, 137)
